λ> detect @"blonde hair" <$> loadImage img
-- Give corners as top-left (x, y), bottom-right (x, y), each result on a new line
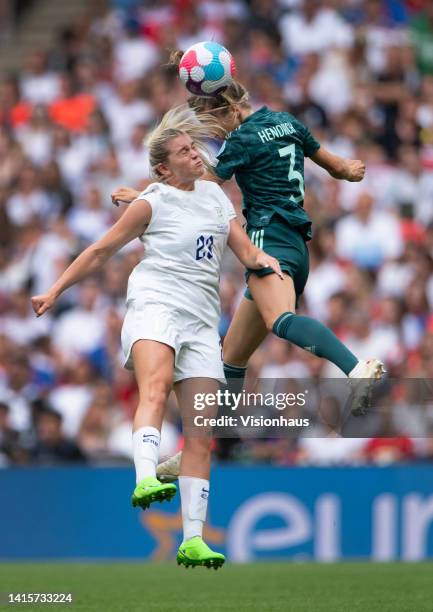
top-left (145, 104), bottom-right (225, 180)
top-left (188, 81), bottom-right (250, 116)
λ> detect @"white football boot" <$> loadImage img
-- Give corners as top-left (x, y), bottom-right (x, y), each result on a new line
top-left (348, 359), bottom-right (387, 416)
top-left (156, 450), bottom-right (182, 483)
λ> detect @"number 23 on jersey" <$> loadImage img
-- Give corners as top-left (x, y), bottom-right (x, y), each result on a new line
top-left (195, 235), bottom-right (214, 261)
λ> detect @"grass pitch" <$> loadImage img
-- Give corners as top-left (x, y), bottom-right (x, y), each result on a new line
top-left (0, 562), bottom-right (432, 612)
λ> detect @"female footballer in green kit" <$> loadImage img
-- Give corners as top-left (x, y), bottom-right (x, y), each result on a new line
top-left (114, 79), bottom-right (386, 482)
top-left (187, 81), bottom-right (386, 413)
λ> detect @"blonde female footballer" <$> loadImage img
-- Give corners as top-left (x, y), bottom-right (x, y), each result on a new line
top-left (31, 107), bottom-right (282, 570)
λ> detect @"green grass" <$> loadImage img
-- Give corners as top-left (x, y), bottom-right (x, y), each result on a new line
top-left (0, 562), bottom-right (432, 612)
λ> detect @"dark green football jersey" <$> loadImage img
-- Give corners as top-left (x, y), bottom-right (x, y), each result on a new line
top-left (214, 106), bottom-right (320, 238)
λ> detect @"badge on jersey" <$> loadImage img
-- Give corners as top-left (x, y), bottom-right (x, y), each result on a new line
top-left (215, 205), bottom-right (228, 233)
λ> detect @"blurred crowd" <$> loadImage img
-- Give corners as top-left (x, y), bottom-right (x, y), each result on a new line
top-left (1, 0), bottom-right (433, 467)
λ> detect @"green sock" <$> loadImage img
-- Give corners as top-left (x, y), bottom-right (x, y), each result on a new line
top-left (223, 362), bottom-right (247, 396)
top-left (272, 312), bottom-right (358, 376)
top-left (220, 363), bottom-right (246, 458)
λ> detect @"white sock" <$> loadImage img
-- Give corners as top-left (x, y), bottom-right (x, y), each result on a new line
top-left (132, 426), bottom-right (160, 483)
top-left (179, 476), bottom-right (209, 542)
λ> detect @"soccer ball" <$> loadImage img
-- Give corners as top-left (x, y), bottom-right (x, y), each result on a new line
top-left (179, 41), bottom-right (236, 97)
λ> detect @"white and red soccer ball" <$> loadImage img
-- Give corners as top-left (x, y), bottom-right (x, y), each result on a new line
top-left (179, 41), bottom-right (236, 97)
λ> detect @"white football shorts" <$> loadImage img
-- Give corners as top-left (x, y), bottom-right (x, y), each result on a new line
top-left (121, 300), bottom-right (224, 383)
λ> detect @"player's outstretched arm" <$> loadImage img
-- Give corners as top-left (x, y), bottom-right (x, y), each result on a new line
top-left (110, 171), bottom-right (224, 206)
top-left (31, 199), bottom-right (152, 317)
top-left (227, 219), bottom-right (283, 279)
top-left (311, 147), bottom-right (365, 182)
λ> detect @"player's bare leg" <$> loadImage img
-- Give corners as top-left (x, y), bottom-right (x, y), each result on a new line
top-left (248, 273), bottom-right (385, 414)
top-left (223, 296), bottom-right (268, 367)
top-left (173, 378), bottom-right (225, 569)
top-left (131, 340), bottom-right (177, 510)
top-left (157, 300), bottom-right (267, 481)
top-left (223, 296), bottom-right (267, 418)
top-left (247, 272), bottom-right (296, 329)
top-left (132, 340), bottom-right (174, 431)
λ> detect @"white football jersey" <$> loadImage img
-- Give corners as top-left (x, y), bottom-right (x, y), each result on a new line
top-left (126, 180), bottom-right (237, 327)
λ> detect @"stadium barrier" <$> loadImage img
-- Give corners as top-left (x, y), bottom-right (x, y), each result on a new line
top-left (1, 465), bottom-right (432, 561)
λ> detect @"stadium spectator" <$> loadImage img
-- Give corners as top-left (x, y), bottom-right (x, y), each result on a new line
top-left (49, 73), bottom-right (96, 133)
top-left (335, 192), bottom-right (403, 269)
top-left (113, 17), bottom-right (160, 82)
top-left (50, 279), bottom-right (107, 361)
top-left (0, 352), bottom-right (37, 432)
top-left (364, 435), bottom-right (415, 464)
top-left (1, 289), bottom-right (52, 347)
top-left (5, 163), bottom-right (53, 228)
top-left (259, 338), bottom-right (310, 379)
top-left (15, 105), bottom-right (53, 167)
top-left (21, 50), bottom-right (61, 105)
top-left (30, 405), bottom-right (86, 465)
top-left (0, 401), bottom-right (22, 465)
top-left (48, 358), bottom-right (98, 438)
top-left (279, 0), bottom-right (354, 57)
top-left (117, 123), bottom-right (151, 185)
top-left (102, 80), bottom-right (154, 146)
top-left (77, 382), bottom-right (121, 459)
top-left (0, 75), bottom-right (32, 128)
top-left (363, 406), bottom-right (416, 464)
top-left (67, 185), bottom-right (111, 244)
top-left (41, 161), bottom-right (74, 218)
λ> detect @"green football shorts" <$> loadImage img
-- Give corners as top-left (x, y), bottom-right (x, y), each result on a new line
top-left (244, 218), bottom-right (310, 304)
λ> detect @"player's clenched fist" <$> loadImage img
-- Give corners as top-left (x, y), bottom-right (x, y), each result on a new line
top-left (31, 293), bottom-right (56, 317)
top-left (111, 186), bottom-right (140, 206)
top-left (346, 160), bottom-right (366, 182)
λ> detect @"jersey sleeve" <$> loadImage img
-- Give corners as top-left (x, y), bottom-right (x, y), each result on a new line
top-left (206, 181), bottom-right (237, 220)
top-left (220, 188), bottom-right (237, 221)
top-left (135, 183), bottom-right (161, 229)
top-left (295, 120), bottom-right (321, 158)
top-left (214, 132), bottom-right (250, 180)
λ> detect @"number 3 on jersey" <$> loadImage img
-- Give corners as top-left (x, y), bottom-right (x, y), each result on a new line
top-left (278, 144), bottom-right (304, 204)
top-left (196, 235), bottom-right (214, 261)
